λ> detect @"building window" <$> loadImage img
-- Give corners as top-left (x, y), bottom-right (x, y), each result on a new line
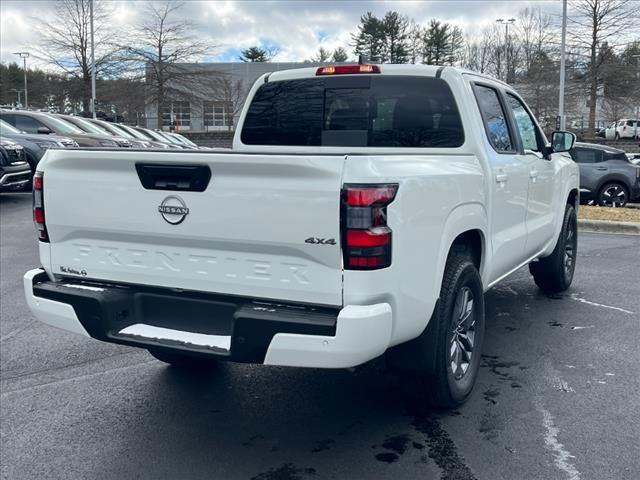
top-left (162, 101), bottom-right (191, 129)
top-left (204, 101), bottom-right (232, 129)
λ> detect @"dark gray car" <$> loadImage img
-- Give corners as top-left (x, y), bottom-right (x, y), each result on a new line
top-left (569, 142), bottom-right (640, 207)
top-left (0, 110), bottom-right (120, 148)
top-left (0, 119), bottom-right (77, 173)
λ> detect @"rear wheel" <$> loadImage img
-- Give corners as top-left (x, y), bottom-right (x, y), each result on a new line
top-left (529, 203), bottom-right (577, 293)
top-left (148, 348), bottom-right (218, 369)
top-left (392, 255), bottom-right (485, 408)
top-left (598, 182), bottom-right (628, 207)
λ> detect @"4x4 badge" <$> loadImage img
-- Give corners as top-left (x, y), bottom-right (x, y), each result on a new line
top-left (305, 237), bottom-right (336, 245)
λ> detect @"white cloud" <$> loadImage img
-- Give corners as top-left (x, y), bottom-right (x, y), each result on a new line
top-left (1, 0), bottom-right (563, 68)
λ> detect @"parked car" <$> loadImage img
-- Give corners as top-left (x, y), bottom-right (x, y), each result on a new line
top-left (165, 132), bottom-right (204, 149)
top-left (0, 110), bottom-right (121, 148)
top-left (569, 142), bottom-right (640, 206)
top-left (131, 126), bottom-right (182, 148)
top-left (153, 129), bottom-right (195, 149)
top-left (605, 119), bottom-right (640, 140)
top-left (0, 119), bottom-right (77, 183)
top-left (84, 119), bottom-right (164, 149)
top-left (24, 64), bottom-right (579, 409)
top-left (53, 114), bottom-right (147, 148)
top-left (0, 137), bottom-right (31, 192)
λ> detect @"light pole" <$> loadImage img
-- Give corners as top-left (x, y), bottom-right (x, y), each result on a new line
top-left (90, 0), bottom-right (97, 118)
top-left (13, 52), bottom-right (29, 108)
top-left (496, 18), bottom-right (515, 83)
top-left (558, 0), bottom-right (567, 130)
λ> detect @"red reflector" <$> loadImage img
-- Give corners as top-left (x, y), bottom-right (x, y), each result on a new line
top-left (37, 228), bottom-right (48, 242)
top-left (34, 207), bottom-right (45, 224)
top-left (316, 64), bottom-right (381, 76)
top-left (347, 185), bottom-right (397, 207)
top-left (33, 174), bottom-right (43, 190)
top-left (348, 256), bottom-right (385, 267)
top-left (347, 228), bottom-right (390, 247)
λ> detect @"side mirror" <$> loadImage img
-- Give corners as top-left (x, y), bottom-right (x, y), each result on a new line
top-left (551, 130), bottom-right (576, 152)
top-left (37, 126), bottom-right (52, 134)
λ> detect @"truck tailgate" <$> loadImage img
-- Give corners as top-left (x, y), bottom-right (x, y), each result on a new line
top-left (41, 150), bottom-right (345, 306)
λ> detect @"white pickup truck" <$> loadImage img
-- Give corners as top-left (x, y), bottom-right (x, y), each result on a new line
top-left (24, 64), bottom-right (579, 407)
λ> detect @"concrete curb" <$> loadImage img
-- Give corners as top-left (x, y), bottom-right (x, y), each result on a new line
top-left (578, 219), bottom-right (640, 235)
top-left (626, 203), bottom-right (640, 210)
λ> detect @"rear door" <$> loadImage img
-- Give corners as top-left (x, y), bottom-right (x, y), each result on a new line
top-left (472, 83), bottom-right (529, 283)
top-left (42, 150), bottom-right (345, 306)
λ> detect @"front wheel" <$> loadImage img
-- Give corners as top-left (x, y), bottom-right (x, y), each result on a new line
top-left (529, 203), bottom-right (577, 293)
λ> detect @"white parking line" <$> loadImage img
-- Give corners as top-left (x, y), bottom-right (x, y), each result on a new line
top-left (569, 294), bottom-right (634, 315)
top-left (537, 402), bottom-right (581, 480)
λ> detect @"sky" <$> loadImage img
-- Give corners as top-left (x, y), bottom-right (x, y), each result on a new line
top-left (1, 0), bottom-right (566, 69)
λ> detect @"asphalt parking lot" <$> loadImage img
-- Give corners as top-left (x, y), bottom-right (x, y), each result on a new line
top-left (1, 192), bottom-right (639, 480)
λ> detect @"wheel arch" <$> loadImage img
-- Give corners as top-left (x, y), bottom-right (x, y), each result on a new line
top-left (433, 203), bottom-right (488, 301)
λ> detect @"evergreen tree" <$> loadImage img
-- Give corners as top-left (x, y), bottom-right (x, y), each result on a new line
top-left (332, 47), bottom-right (349, 62)
top-left (351, 12), bottom-right (386, 62)
top-left (239, 46), bottom-right (276, 62)
top-left (382, 11), bottom-right (410, 63)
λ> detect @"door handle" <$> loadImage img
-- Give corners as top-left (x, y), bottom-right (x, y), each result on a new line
top-left (596, 167), bottom-right (607, 171)
top-left (529, 170), bottom-right (539, 180)
top-left (496, 173), bottom-right (508, 183)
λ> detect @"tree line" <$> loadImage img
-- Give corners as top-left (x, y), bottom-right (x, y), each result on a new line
top-left (0, 0), bottom-right (637, 131)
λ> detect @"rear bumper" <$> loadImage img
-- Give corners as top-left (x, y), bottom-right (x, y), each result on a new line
top-left (23, 269), bottom-right (392, 368)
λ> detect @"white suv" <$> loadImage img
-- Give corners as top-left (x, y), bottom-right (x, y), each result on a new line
top-left (605, 119), bottom-right (640, 140)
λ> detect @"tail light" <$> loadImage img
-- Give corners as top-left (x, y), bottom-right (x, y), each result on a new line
top-left (33, 171), bottom-right (49, 242)
top-left (341, 184), bottom-right (397, 270)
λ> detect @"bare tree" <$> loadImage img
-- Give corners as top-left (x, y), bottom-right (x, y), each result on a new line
top-left (462, 28), bottom-right (493, 74)
top-left (31, 0), bottom-right (123, 113)
top-left (122, 0), bottom-right (215, 127)
top-left (517, 7), bottom-right (556, 75)
top-left (211, 75), bottom-right (246, 131)
top-left (567, 0), bottom-right (637, 129)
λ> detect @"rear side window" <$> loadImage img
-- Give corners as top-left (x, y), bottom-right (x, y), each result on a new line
top-left (606, 152), bottom-right (628, 161)
top-left (570, 148), bottom-right (603, 163)
top-left (472, 84), bottom-right (513, 152)
top-left (241, 76), bottom-right (464, 148)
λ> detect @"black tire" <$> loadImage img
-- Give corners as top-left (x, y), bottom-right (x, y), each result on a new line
top-left (529, 203), bottom-right (577, 293)
top-left (597, 182), bottom-right (629, 207)
top-left (391, 255), bottom-right (485, 409)
top-left (148, 348), bottom-right (218, 369)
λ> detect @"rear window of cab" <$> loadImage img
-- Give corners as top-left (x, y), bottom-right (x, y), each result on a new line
top-left (241, 76), bottom-right (464, 148)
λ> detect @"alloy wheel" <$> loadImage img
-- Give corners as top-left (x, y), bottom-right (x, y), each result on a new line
top-left (450, 286), bottom-right (476, 380)
top-left (601, 185), bottom-right (627, 207)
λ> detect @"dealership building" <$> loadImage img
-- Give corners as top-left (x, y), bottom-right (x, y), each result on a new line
top-left (145, 62), bottom-right (326, 132)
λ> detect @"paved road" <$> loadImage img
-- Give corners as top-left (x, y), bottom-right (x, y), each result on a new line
top-left (1, 192), bottom-right (639, 480)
